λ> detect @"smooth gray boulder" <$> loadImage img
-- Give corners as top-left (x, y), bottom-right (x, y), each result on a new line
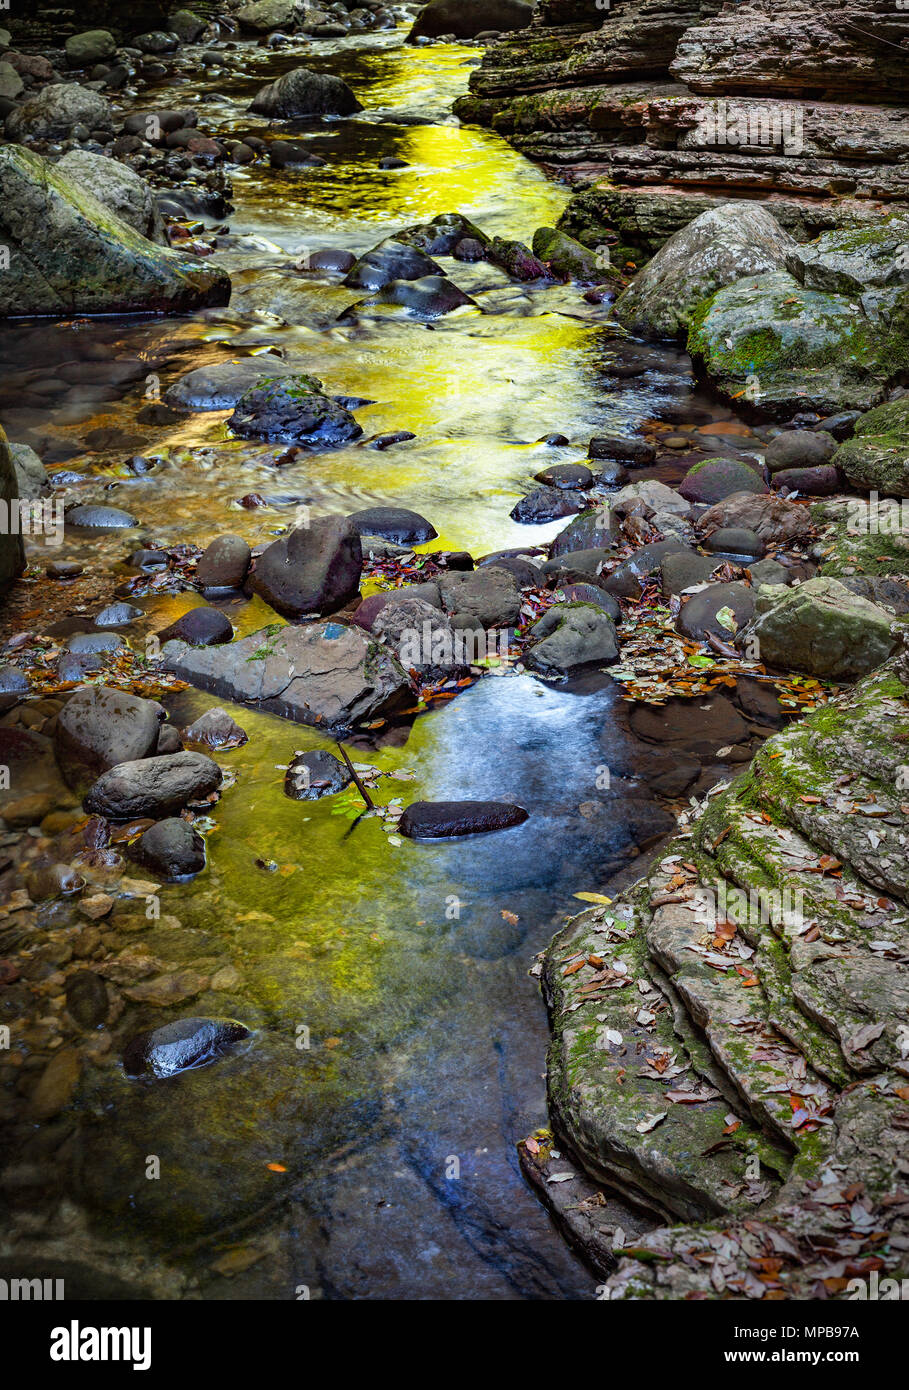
top-left (55, 686), bottom-right (165, 786)
top-left (614, 203), bottom-right (795, 339)
top-left (526, 603), bottom-right (619, 673)
top-left (84, 751), bottom-right (222, 818)
top-left (6, 83), bottom-right (113, 141)
top-left (56, 149), bottom-right (166, 243)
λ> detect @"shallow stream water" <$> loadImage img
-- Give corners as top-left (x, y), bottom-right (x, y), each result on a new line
top-left (1, 29), bottom-right (760, 1299)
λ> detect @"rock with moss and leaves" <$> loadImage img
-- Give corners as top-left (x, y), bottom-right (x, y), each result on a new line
top-left (687, 251), bottom-right (908, 418)
top-left (538, 659), bottom-right (909, 1297)
top-left (0, 424), bottom-right (25, 590)
top-left (740, 576), bottom-right (899, 681)
top-left (0, 144), bottom-right (229, 317)
top-left (833, 397), bottom-right (909, 500)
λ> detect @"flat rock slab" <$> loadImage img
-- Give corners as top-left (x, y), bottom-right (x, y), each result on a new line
top-left (163, 621), bottom-right (413, 733)
top-left (397, 800), bottom-right (529, 839)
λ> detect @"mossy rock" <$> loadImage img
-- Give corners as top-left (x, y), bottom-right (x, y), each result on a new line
top-left (687, 270), bottom-right (907, 418)
top-left (833, 397), bottom-right (909, 499)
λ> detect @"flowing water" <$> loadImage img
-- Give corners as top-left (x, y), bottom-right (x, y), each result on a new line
top-left (0, 29), bottom-right (755, 1299)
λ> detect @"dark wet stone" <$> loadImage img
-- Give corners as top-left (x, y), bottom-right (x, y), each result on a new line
top-left (248, 66), bottom-right (362, 118)
top-left (128, 548), bottom-right (168, 572)
top-left (398, 799), bottom-right (529, 838)
top-left (526, 602), bottom-right (619, 673)
top-left (47, 561), bottom-right (84, 580)
top-left (307, 247), bottom-right (356, 274)
top-left (84, 751), bottom-right (222, 819)
top-left (551, 583), bottom-right (620, 620)
top-left (533, 463), bottom-right (593, 490)
top-left (156, 724), bottom-right (183, 754)
top-left (371, 430), bottom-right (416, 450)
top-left (734, 675), bottom-right (784, 727)
top-left (765, 429), bottom-right (837, 472)
top-left (347, 506), bottom-right (437, 544)
top-left (771, 464), bottom-right (841, 496)
top-left (550, 507), bottom-right (620, 556)
top-left (437, 566), bottom-right (522, 628)
top-left (268, 139), bottom-right (325, 168)
top-left (660, 550), bottom-right (718, 596)
top-left (230, 375), bottom-right (362, 448)
top-left (510, 486), bottom-right (585, 524)
top-left (284, 748), bottom-right (351, 800)
top-left (588, 436), bottom-right (655, 467)
top-left (819, 411), bottom-right (860, 442)
top-left (487, 236), bottom-right (550, 281)
top-left (542, 548), bottom-right (615, 584)
top-left (352, 584), bottom-right (441, 630)
top-left (251, 515), bottom-right (362, 618)
top-left (678, 457), bottom-right (769, 506)
top-left (130, 817), bottom-right (206, 880)
top-left (378, 155), bottom-right (408, 169)
top-left (183, 707), bottom-right (248, 749)
top-left (122, 1017), bottom-right (250, 1079)
top-left (343, 238), bottom-right (441, 291)
top-left (597, 460), bottom-right (631, 489)
top-left (702, 527), bottom-right (765, 560)
top-left (453, 237), bottom-right (486, 262)
top-left (66, 504), bottom-right (139, 529)
top-left (93, 602), bottom-right (142, 627)
top-left (355, 275), bottom-right (476, 318)
top-left (603, 541), bottom-right (692, 599)
top-left (676, 581), bottom-right (755, 644)
top-left (195, 534), bottom-right (251, 591)
top-left (157, 606), bottom-right (233, 647)
top-left (477, 554), bottom-right (539, 588)
top-left (65, 971), bottom-right (109, 1029)
top-left (407, 0), bottom-right (531, 40)
top-left (67, 631), bottom-right (124, 655)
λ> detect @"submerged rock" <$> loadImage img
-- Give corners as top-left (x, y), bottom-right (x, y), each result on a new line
top-left (123, 1017), bottom-right (250, 1080)
top-left (353, 275), bottom-right (476, 318)
top-left (510, 486), bottom-right (585, 524)
top-left (398, 800), bottom-right (529, 838)
top-left (183, 708), bottom-right (248, 749)
top-left (0, 145), bottom-right (229, 318)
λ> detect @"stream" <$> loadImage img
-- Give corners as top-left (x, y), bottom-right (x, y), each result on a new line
top-left (0, 27), bottom-right (760, 1300)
